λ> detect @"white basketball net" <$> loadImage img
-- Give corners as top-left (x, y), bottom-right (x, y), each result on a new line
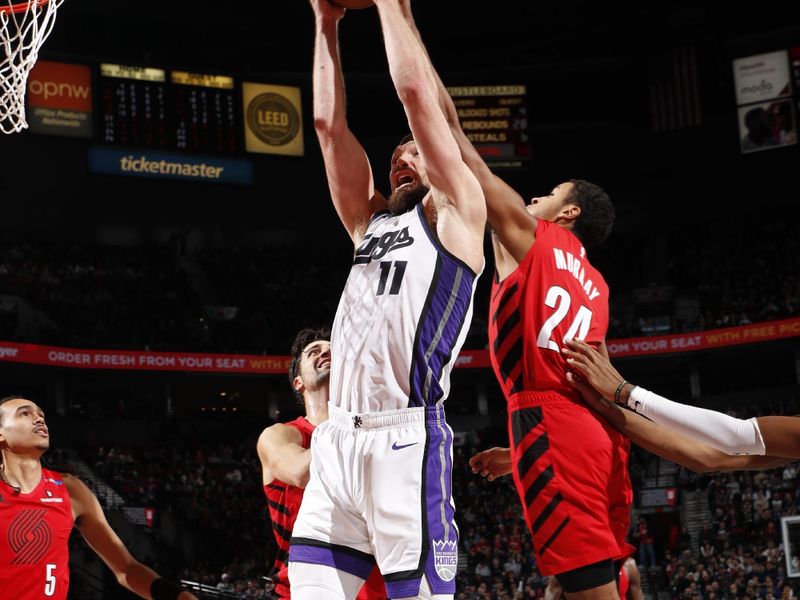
top-left (0, 0), bottom-right (64, 134)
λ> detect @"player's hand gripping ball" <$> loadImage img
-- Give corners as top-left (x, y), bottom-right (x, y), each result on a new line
top-left (330, 0), bottom-right (374, 8)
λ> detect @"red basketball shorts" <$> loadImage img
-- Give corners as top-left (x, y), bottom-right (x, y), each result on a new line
top-left (507, 391), bottom-right (634, 576)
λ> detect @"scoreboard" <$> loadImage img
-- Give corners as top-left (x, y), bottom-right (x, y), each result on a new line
top-left (27, 60), bottom-right (308, 184)
top-left (447, 85), bottom-right (530, 169)
top-left (171, 71), bottom-right (237, 154)
top-left (99, 63), bottom-right (239, 154)
top-left (100, 64), bottom-right (168, 149)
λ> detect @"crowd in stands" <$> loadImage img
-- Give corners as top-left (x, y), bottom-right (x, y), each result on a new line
top-left (0, 240), bottom-right (197, 350)
top-left (85, 442), bottom-right (275, 598)
top-left (600, 219), bottom-right (799, 339)
top-left (453, 442), bottom-right (550, 599)
top-left (665, 219), bottom-right (799, 335)
top-left (0, 216), bottom-right (797, 354)
top-left (663, 462), bottom-right (800, 600)
top-left (193, 243), bottom-right (347, 354)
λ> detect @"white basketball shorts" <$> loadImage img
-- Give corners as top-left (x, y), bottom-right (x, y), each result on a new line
top-left (289, 403), bottom-right (459, 597)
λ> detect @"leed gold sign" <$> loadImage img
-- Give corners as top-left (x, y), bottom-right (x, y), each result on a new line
top-left (243, 82), bottom-right (304, 156)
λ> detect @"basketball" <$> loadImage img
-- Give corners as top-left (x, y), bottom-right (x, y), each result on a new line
top-left (330, 0), bottom-right (374, 9)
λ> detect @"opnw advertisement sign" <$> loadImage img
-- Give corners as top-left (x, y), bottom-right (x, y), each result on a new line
top-left (243, 82), bottom-right (304, 156)
top-left (87, 147), bottom-right (254, 186)
top-left (26, 60), bottom-right (92, 138)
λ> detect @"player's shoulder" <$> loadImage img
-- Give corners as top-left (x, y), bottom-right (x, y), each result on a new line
top-left (61, 473), bottom-right (87, 493)
top-left (259, 421), bottom-right (304, 445)
top-left (62, 473), bottom-right (97, 513)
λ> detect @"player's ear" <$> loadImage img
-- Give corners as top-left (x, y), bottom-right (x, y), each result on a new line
top-left (293, 376), bottom-right (304, 395)
top-left (559, 203), bottom-right (581, 224)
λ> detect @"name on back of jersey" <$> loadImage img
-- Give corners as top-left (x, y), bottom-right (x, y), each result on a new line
top-left (552, 247), bottom-right (601, 301)
top-left (354, 227), bottom-right (415, 265)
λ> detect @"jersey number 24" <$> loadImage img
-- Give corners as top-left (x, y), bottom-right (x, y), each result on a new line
top-left (537, 285), bottom-right (593, 351)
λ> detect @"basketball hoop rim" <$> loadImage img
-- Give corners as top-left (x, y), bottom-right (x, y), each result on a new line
top-left (0, 0), bottom-right (49, 15)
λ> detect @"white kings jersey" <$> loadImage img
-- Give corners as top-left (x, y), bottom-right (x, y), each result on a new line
top-left (330, 204), bottom-right (481, 414)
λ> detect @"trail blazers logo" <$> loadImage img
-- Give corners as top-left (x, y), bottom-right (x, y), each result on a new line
top-left (9, 509), bottom-right (52, 564)
top-left (432, 539), bottom-right (458, 581)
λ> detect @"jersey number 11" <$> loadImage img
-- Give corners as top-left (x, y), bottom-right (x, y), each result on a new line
top-left (377, 261), bottom-right (407, 296)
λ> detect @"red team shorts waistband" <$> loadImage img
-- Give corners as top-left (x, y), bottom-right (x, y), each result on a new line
top-left (507, 389), bottom-right (581, 412)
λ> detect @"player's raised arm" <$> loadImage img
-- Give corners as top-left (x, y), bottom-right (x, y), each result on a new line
top-left (374, 0), bottom-right (484, 269)
top-left (396, 0), bottom-right (535, 263)
top-left (66, 475), bottom-right (197, 600)
top-left (257, 423), bottom-right (312, 489)
top-left (309, 0), bottom-right (387, 244)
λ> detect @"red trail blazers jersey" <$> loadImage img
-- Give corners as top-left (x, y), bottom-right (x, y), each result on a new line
top-left (488, 220), bottom-right (632, 576)
top-left (489, 219), bottom-right (609, 400)
top-left (0, 468), bottom-right (73, 600)
top-left (264, 417), bottom-right (314, 599)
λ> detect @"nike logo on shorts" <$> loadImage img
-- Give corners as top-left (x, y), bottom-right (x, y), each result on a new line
top-left (392, 441), bottom-right (418, 451)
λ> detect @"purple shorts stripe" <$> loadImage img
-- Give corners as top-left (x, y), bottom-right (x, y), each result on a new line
top-left (386, 579), bottom-right (423, 597)
top-left (289, 544), bottom-right (374, 580)
top-left (423, 410), bottom-right (458, 594)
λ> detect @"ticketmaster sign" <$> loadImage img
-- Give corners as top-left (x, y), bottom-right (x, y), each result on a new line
top-left (88, 147), bottom-right (254, 185)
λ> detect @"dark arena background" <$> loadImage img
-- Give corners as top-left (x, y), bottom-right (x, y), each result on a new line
top-left (1, 1), bottom-right (800, 598)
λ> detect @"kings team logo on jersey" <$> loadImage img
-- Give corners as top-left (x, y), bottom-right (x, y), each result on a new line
top-left (354, 226), bottom-right (414, 265)
top-left (432, 539), bottom-right (458, 582)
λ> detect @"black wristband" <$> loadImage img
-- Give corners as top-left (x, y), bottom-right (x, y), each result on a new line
top-left (151, 577), bottom-right (183, 600)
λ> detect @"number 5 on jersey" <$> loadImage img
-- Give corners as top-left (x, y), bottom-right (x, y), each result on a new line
top-left (536, 285), bottom-right (593, 351)
top-left (45, 563), bottom-right (56, 596)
